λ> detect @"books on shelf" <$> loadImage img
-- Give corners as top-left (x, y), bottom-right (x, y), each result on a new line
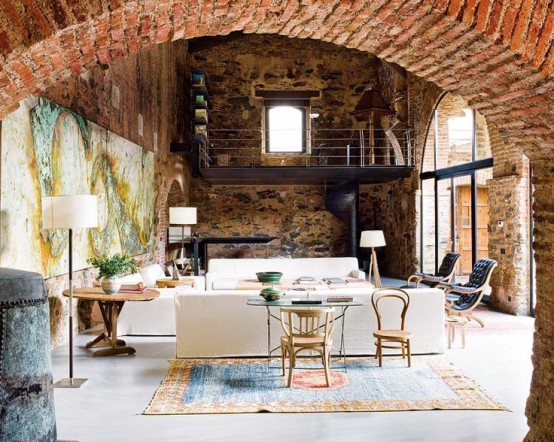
top-left (326, 296), bottom-right (354, 303)
top-left (194, 108), bottom-right (208, 122)
top-left (192, 72), bottom-right (205, 85)
top-left (194, 125), bottom-right (207, 136)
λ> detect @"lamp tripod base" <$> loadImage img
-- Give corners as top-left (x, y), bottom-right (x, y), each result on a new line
top-left (368, 247), bottom-right (383, 288)
top-left (54, 377), bottom-right (88, 388)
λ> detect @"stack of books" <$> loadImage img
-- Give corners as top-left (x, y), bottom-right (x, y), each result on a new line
top-left (118, 282), bottom-right (147, 293)
top-left (296, 276), bottom-right (316, 284)
top-left (291, 299), bottom-right (322, 304)
top-left (326, 295), bottom-right (354, 303)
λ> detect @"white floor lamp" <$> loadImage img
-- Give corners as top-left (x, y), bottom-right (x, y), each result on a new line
top-left (42, 194), bottom-right (98, 388)
top-left (169, 207), bottom-right (197, 278)
top-left (360, 230), bottom-right (386, 288)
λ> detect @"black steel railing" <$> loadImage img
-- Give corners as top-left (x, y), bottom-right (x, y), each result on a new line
top-left (193, 127), bottom-right (414, 169)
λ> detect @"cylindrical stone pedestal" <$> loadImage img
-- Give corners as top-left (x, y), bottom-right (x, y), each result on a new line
top-left (0, 268), bottom-right (57, 441)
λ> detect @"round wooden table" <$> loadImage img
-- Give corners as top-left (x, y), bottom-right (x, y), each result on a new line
top-left (156, 278), bottom-right (196, 288)
top-left (63, 287), bottom-right (159, 357)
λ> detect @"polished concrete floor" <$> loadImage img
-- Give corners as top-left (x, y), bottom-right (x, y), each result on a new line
top-left (52, 307), bottom-right (534, 442)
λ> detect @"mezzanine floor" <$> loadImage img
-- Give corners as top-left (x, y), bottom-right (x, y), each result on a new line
top-left (52, 298), bottom-right (534, 442)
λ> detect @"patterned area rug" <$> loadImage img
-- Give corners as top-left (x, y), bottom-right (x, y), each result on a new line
top-left (143, 357), bottom-right (507, 414)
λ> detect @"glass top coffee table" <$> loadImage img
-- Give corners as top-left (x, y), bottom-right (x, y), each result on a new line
top-left (247, 298), bottom-right (365, 371)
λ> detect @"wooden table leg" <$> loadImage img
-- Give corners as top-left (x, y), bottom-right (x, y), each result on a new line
top-left (90, 301), bottom-right (136, 357)
top-left (86, 332), bottom-right (110, 348)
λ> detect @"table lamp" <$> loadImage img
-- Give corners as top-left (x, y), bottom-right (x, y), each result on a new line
top-left (360, 230), bottom-right (386, 288)
top-left (42, 194), bottom-right (98, 388)
top-left (169, 207), bottom-right (197, 279)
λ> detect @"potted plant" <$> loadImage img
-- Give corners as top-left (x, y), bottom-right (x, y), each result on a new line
top-left (88, 253), bottom-right (140, 294)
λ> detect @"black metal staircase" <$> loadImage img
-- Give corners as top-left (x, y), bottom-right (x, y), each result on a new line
top-left (324, 181), bottom-right (360, 258)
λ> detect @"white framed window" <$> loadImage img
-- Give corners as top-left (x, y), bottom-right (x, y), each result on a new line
top-left (265, 105), bottom-right (306, 153)
top-left (256, 90), bottom-right (319, 154)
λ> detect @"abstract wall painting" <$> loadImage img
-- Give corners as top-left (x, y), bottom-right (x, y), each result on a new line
top-left (0, 97), bottom-right (155, 277)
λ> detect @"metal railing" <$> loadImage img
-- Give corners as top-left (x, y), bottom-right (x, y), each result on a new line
top-left (194, 128), bottom-right (414, 169)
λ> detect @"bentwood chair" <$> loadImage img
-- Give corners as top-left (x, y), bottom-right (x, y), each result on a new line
top-left (438, 258), bottom-right (498, 327)
top-left (407, 252), bottom-right (461, 288)
top-left (371, 288), bottom-right (412, 367)
top-left (280, 307), bottom-right (335, 388)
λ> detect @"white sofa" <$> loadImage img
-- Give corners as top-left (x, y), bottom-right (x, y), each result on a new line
top-left (175, 288), bottom-right (445, 358)
top-left (205, 257), bottom-right (365, 291)
top-left (116, 264), bottom-right (204, 336)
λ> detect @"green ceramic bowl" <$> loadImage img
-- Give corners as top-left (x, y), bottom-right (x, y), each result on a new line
top-left (256, 271), bottom-right (283, 283)
top-left (259, 287), bottom-right (284, 301)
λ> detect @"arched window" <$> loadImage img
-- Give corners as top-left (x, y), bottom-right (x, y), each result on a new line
top-left (419, 94), bottom-right (493, 282)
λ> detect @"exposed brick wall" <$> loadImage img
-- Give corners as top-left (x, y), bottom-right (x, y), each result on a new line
top-left (41, 39), bottom-right (192, 266)
top-left (525, 158), bottom-right (554, 442)
top-left (36, 40), bottom-right (191, 347)
top-left (0, 1), bottom-right (552, 163)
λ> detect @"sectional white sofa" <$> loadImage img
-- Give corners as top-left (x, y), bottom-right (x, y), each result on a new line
top-left (114, 258), bottom-right (446, 358)
top-left (175, 288), bottom-right (445, 358)
top-left (116, 264), bottom-right (204, 335)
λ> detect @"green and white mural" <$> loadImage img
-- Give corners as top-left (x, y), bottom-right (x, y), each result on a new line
top-left (0, 97), bottom-right (155, 277)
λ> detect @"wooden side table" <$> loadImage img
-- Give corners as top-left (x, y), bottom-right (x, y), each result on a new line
top-left (156, 278), bottom-right (196, 289)
top-left (63, 288), bottom-right (159, 356)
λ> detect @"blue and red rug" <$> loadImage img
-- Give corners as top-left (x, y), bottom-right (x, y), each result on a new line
top-left (143, 357), bottom-right (506, 414)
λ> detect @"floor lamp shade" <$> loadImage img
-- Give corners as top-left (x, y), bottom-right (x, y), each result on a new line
top-left (360, 230), bottom-right (386, 248)
top-left (42, 195), bottom-right (98, 229)
top-left (169, 207), bottom-right (197, 225)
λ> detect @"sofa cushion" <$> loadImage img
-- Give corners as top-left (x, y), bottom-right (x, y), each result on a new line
top-left (212, 278), bottom-right (239, 290)
top-left (140, 264), bottom-right (166, 288)
top-left (206, 257), bottom-right (364, 290)
top-left (207, 257), bottom-right (360, 278)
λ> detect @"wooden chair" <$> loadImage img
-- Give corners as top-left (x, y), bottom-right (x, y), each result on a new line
top-left (371, 288), bottom-right (412, 367)
top-left (407, 252), bottom-right (461, 287)
top-left (438, 258), bottom-right (498, 327)
top-left (280, 307), bottom-right (335, 388)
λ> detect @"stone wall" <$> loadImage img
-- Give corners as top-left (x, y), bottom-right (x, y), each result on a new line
top-left (39, 40), bottom-right (191, 346)
top-left (359, 176), bottom-right (419, 278)
top-left (189, 34), bottom-right (405, 167)
top-left (487, 126), bottom-right (531, 316)
top-left (187, 34), bottom-right (411, 266)
top-left (190, 180), bottom-right (347, 266)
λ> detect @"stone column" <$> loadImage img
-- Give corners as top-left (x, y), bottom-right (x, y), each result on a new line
top-left (0, 268), bottom-right (57, 441)
top-left (525, 159), bottom-right (554, 441)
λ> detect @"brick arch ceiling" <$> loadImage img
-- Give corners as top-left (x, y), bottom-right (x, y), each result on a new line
top-left (0, 0), bottom-right (552, 158)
